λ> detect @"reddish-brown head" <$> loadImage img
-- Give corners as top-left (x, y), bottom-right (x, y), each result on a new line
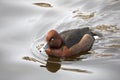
top-left (46, 30), bottom-right (63, 49)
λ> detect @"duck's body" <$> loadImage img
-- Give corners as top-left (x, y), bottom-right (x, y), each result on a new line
top-left (45, 27), bottom-right (95, 58)
top-left (60, 27), bottom-right (94, 48)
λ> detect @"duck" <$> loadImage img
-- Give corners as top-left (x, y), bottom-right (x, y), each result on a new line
top-left (45, 27), bottom-right (95, 58)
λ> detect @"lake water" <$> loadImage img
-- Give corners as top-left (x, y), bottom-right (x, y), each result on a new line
top-left (0, 0), bottom-right (120, 80)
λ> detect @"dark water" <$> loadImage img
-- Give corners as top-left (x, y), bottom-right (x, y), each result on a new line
top-left (0, 0), bottom-right (120, 80)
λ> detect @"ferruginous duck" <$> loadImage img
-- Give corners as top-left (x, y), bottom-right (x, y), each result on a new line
top-left (45, 27), bottom-right (95, 58)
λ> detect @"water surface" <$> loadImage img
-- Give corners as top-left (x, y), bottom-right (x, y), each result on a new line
top-left (0, 0), bottom-right (120, 80)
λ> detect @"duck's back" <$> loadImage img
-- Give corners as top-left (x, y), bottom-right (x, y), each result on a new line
top-left (60, 27), bottom-right (94, 48)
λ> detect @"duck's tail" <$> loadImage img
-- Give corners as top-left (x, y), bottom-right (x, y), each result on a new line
top-left (91, 31), bottom-right (103, 39)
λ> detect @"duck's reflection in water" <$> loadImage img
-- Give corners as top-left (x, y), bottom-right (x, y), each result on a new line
top-left (42, 56), bottom-right (61, 73)
top-left (41, 52), bottom-right (92, 73)
top-left (23, 52), bottom-right (92, 73)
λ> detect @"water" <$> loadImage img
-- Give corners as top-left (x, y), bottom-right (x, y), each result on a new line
top-left (0, 0), bottom-right (120, 80)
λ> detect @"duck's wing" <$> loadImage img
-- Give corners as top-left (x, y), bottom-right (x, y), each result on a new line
top-left (60, 27), bottom-right (93, 48)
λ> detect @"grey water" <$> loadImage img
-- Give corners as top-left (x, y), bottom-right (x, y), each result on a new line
top-left (0, 0), bottom-right (120, 80)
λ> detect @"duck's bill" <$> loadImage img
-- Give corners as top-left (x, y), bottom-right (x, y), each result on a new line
top-left (40, 42), bottom-right (49, 52)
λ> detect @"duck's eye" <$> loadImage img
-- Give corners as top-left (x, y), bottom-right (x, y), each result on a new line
top-left (51, 38), bottom-right (54, 41)
top-left (50, 37), bottom-right (55, 41)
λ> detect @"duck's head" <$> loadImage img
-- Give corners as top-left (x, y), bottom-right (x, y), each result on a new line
top-left (46, 30), bottom-right (63, 49)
